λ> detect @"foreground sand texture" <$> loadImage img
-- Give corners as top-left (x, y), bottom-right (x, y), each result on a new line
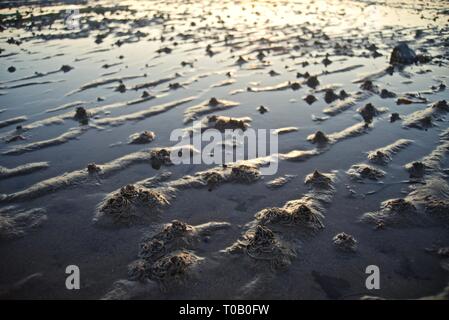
top-left (0, 0), bottom-right (449, 299)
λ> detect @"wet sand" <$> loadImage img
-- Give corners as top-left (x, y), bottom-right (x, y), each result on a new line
top-left (0, 0), bottom-right (449, 300)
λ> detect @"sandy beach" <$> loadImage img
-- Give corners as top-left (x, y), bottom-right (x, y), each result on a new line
top-left (0, 0), bottom-right (449, 300)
